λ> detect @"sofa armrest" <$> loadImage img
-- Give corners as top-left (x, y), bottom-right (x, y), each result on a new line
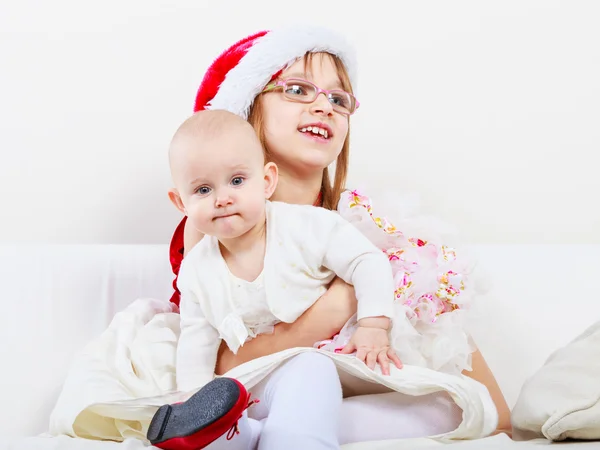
top-left (0, 244), bottom-right (172, 438)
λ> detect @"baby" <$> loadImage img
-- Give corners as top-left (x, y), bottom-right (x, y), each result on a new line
top-left (167, 109), bottom-right (402, 393)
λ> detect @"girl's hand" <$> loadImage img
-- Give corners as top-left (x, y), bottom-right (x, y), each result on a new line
top-left (340, 326), bottom-right (403, 375)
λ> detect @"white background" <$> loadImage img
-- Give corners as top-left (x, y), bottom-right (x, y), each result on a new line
top-left (1, 0), bottom-right (599, 245)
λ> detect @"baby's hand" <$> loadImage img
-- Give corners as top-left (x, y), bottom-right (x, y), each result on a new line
top-left (339, 320), bottom-right (403, 375)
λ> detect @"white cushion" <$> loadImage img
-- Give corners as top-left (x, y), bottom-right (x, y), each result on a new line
top-left (512, 320), bottom-right (600, 441)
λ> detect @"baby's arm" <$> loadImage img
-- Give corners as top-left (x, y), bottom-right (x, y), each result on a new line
top-left (176, 286), bottom-right (220, 392)
top-left (322, 219), bottom-right (402, 374)
top-left (321, 220), bottom-right (394, 322)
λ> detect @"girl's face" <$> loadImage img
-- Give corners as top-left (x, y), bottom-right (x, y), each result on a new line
top-left (259, 53), bottom-right (350, 177)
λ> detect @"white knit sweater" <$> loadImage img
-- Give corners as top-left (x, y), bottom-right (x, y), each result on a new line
top-left (176, 201), bottom-right (394, 392)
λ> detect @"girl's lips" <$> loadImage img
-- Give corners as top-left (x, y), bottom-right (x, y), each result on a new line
top-left (299, 122), bottom-right (333, 137)
top-left (298, 129), bottom-right (331, 144)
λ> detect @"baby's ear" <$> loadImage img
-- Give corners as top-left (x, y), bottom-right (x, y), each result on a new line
top-left (263, 162), bottom-right (279, 199)
top-left (168, 188), bottom-right (187, 215)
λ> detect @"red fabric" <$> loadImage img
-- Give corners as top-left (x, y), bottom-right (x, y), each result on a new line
top-left (169, 216), bottom-right (187, 306)
top-left (169, 192), bottom-right (323, 307)
top-left (193, 31), bottom-right (269, 113)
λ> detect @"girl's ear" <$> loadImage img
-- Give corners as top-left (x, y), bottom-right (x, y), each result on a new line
top-left (263, 162), bottom-right (279, 199)
top-left (168, 189), bottom-right (187, 215)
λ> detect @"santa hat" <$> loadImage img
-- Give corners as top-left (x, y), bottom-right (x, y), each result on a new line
top-left (194, 25), bottom-right (358, 119)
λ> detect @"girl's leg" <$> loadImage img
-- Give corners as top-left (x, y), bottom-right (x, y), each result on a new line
top-left (251, 352), bottom-right (343, 450)
top-left (338, 391), bottom-right (463, 444)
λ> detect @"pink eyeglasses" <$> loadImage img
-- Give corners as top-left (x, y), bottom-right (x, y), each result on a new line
top-left (262, 78), bottom-right (360, 116)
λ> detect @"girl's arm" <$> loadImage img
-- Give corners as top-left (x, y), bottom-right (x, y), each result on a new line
top-left (215, 277), bottom-right (357, 375)
top-left (463, 348), bottom-right (512, 436)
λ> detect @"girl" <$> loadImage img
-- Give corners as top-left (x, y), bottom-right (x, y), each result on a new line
top-left (159, 24), bottom-right (511, 449)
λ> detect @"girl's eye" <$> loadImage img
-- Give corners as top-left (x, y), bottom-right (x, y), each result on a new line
top-left (329, 92), bottom-right (349, 108)
top-left (197, 186), bottom-right (211, 195)
top-left (285, 82), bottom-right (311, 97)
top-left (231, 177), bottom-right (244, 186)
top-left (286, 86), bottom-right (305, 96)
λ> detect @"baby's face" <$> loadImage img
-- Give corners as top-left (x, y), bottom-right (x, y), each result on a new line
top-left (172, 130), bottom-right (268, 240)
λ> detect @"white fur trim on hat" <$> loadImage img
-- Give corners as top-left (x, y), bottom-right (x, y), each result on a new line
top-left (207, 25), bottom-right (358, 120)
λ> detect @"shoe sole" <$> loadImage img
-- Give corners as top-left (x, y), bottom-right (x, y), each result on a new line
top-left (147, 377), bottom-right (242, 446)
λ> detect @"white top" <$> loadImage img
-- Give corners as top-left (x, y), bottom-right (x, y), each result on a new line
top-left (228, 271), bottom-right (280, 338)
top-left (176, 201), bottom-right (395, 392)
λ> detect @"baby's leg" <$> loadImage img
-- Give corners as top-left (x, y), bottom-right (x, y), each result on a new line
top-left (204, 414), bottom-right (263, 450)
top-left (338, 391), bottom-right (462, 444)
top-left (252, 352), bottom-right (343, 450)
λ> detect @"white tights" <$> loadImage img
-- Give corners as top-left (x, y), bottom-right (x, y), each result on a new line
top-left (338, 390), bottom-right (462, 444)
top-left (206, 352), bottom-right (342, 450)
top-left (205, 353), bottom-right (463, 450)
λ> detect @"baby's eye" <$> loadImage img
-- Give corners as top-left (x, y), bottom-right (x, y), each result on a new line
top-left (197, 186), bottom-right (211, 195)
top-left (231, 177), bottom-right (244, 186)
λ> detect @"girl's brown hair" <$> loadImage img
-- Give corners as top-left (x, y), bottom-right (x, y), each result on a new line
top-left (248, 52), bottom-right (353, 211)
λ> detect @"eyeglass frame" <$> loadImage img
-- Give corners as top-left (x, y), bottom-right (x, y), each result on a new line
top-left (261, 78), bottom-right (360, 116)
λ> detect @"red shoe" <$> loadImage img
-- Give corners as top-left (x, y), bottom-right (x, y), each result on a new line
top-left (147, 377), bottom-right (258, 450)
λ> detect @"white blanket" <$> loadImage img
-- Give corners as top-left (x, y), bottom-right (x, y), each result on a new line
top-left (48, 297), bottom-right (499, 446)
top-left (13, 433), bottom-right (600, 450)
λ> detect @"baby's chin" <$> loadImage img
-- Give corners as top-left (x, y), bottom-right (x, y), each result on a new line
top-left (212, 217), bottom-right (254, 240)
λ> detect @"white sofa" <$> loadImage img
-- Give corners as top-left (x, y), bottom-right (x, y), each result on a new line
top-left (2, 243), bottom-right (600, 449)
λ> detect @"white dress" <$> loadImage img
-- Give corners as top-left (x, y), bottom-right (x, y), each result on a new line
top-left (314, 190), bottom-right (478, 376)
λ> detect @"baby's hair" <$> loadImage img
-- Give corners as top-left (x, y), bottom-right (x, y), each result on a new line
top-left (171, 110), bottom-right (254, 147)
top-left (169, 109), bottom-right (263, 169)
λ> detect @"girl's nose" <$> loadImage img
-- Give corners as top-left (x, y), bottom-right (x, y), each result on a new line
top-left (310, 93), bottom-right (334, 116)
